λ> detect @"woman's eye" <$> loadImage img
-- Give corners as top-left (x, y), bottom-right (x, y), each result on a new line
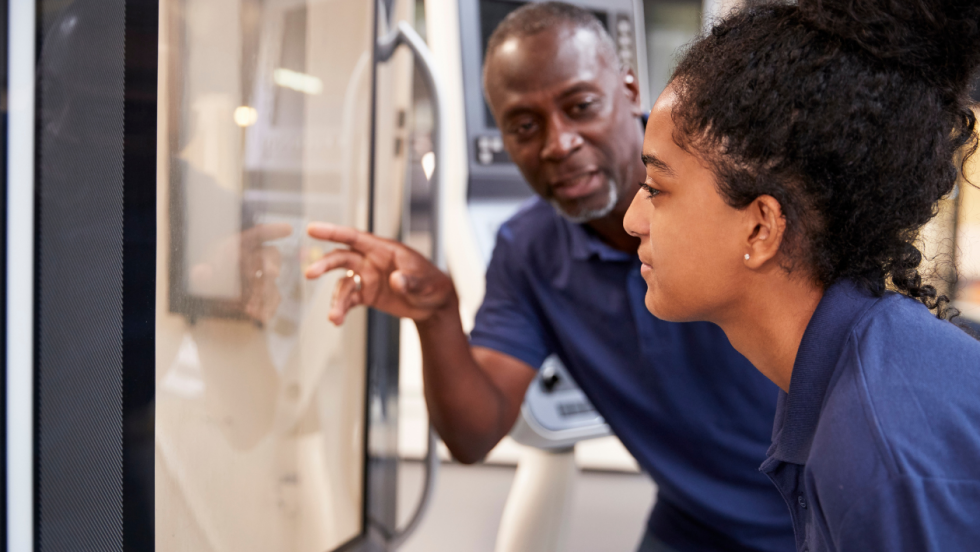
top-left (638, 182), bottom-right (661, 199)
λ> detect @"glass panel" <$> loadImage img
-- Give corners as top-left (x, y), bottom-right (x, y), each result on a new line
top-left (154, 0), bottom-right (375, 550)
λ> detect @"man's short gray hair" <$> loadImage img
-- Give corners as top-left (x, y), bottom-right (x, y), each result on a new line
top-left (483, 2), bottom-right (619, 71)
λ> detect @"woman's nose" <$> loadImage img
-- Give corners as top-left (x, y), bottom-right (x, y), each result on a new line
top-left (623, 188), bottom-right (649, 238)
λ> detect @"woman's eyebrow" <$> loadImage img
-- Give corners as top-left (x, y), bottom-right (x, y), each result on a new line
top-left (641, 153), bottom-right (676, 178)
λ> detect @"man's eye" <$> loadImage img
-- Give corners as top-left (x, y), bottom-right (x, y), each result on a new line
top-left (571, 99), bottom-right (597, 115)
top-left (638, 182), bottom-right (661, 199)
top-left (509, 120), bottom-right (537, 136)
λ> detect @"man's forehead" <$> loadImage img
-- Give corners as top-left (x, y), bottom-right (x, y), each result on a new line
top-left (485, 25), bottom-right (614, 95)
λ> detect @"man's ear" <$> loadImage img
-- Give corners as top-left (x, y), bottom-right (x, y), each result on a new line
top-left (623, 68), bottom-right (642, 115)
top-left (743, 195), bottom-right (786, 268)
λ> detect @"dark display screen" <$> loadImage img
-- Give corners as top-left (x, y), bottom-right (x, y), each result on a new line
top-left (479, 0), bottom-right (608, 128)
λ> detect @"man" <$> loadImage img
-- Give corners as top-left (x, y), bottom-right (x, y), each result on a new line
top-left (306, 4), bottom-right (794, 551)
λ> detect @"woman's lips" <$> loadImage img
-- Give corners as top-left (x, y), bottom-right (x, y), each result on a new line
top-left (551, 170), bottom-right (603, 200)
top-left (640, 262), bottom-right (653, 277)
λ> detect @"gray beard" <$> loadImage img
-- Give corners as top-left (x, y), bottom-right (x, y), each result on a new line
top-left (550, 181), bottom-right (619, 224)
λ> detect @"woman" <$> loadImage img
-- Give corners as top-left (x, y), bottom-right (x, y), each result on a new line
top-left (624, 1), bottom-right (980, 551)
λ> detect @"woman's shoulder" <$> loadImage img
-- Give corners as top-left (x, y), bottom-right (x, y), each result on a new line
top-left (848, 292), bottom-right (980, 402)
top-left (828, 292), bottom-right (980, 479)
top-left (854, 292), bottom-right (980, 365)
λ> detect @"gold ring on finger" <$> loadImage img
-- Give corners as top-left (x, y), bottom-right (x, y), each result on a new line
top-left (346, 269), bottom-right (362, 292)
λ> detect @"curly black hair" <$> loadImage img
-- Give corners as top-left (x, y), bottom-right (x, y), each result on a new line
top-left (670, 0), bottom-right (980, 319)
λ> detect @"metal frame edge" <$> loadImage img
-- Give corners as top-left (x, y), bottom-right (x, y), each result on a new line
top-left (6, 0), bottom-right (36, 550)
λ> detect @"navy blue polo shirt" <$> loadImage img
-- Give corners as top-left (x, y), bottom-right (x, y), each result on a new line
top-left (470, 198), bottom-right (794, 552)
top-left (761, 280), bottom-right (980, 552)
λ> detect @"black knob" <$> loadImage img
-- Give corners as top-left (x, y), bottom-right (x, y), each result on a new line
top-left (541, 365), bottom-right (560, 392)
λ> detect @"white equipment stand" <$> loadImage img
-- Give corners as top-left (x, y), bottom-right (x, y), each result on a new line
top-left (494, 447), bottom-right (578, 552)
top-left (495, 356), bottom-right (611, 552)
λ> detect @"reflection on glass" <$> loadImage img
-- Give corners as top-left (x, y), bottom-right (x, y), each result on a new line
top-left (155, 0), bottom-right (375, 549)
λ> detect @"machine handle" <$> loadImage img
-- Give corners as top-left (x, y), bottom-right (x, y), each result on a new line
top-left (377, 20), bottom-right (448, 271)
top-left (376, 18), bottom-right (447, 550)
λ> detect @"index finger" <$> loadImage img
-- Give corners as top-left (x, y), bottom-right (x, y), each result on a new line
top-left (307, 222), bottom-right (387, 253)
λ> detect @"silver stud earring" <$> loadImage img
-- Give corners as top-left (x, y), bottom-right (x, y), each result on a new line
top-left (744, 253), bottom-right (750, 260)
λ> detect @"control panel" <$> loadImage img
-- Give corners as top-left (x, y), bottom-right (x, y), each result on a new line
top-left (509, 355), bottom-right (610, 450)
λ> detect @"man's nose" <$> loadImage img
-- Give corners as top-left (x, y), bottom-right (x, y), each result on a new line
top-left (540, 119), bottom-right (583, 160)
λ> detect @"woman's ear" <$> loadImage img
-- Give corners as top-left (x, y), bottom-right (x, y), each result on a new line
top-left (743, 195), bottom-right (786, 268)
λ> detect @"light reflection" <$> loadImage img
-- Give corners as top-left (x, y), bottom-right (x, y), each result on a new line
top-left (273, 68), bottom-right (324, 95)
top-left (422, 151), bottom-right (435, 181)
top-left (233, 105), bottom-right (258, 127)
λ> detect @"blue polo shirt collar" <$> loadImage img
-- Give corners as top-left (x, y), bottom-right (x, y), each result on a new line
top-left (565, 217), bottom-right (633, 262)
top-left (768, 280), bottom-right (878, 465)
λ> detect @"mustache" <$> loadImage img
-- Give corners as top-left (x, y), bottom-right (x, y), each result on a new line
top-left (548, 167), bottom-right (602, 187)
top-left (548, 180), bottom-right (619, 223)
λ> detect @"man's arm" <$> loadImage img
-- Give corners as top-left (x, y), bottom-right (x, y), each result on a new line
top-left (305, 223), bottom-right (536, 463)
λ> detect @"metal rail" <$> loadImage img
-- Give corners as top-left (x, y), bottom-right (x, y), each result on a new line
top-left (376, 19), bottom-right (448, 550)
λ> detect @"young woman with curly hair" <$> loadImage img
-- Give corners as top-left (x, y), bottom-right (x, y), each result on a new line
top-left (624, 0), bottom-right (980, 550)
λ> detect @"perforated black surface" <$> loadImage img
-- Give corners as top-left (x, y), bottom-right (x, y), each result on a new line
top-left (35, 1), bottom-right (127, 550)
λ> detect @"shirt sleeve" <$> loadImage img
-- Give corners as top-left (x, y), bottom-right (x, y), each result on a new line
top-left (469, 224), bottom-right (552, 370)
top-left (835, 474), bottom-right (980, 551)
